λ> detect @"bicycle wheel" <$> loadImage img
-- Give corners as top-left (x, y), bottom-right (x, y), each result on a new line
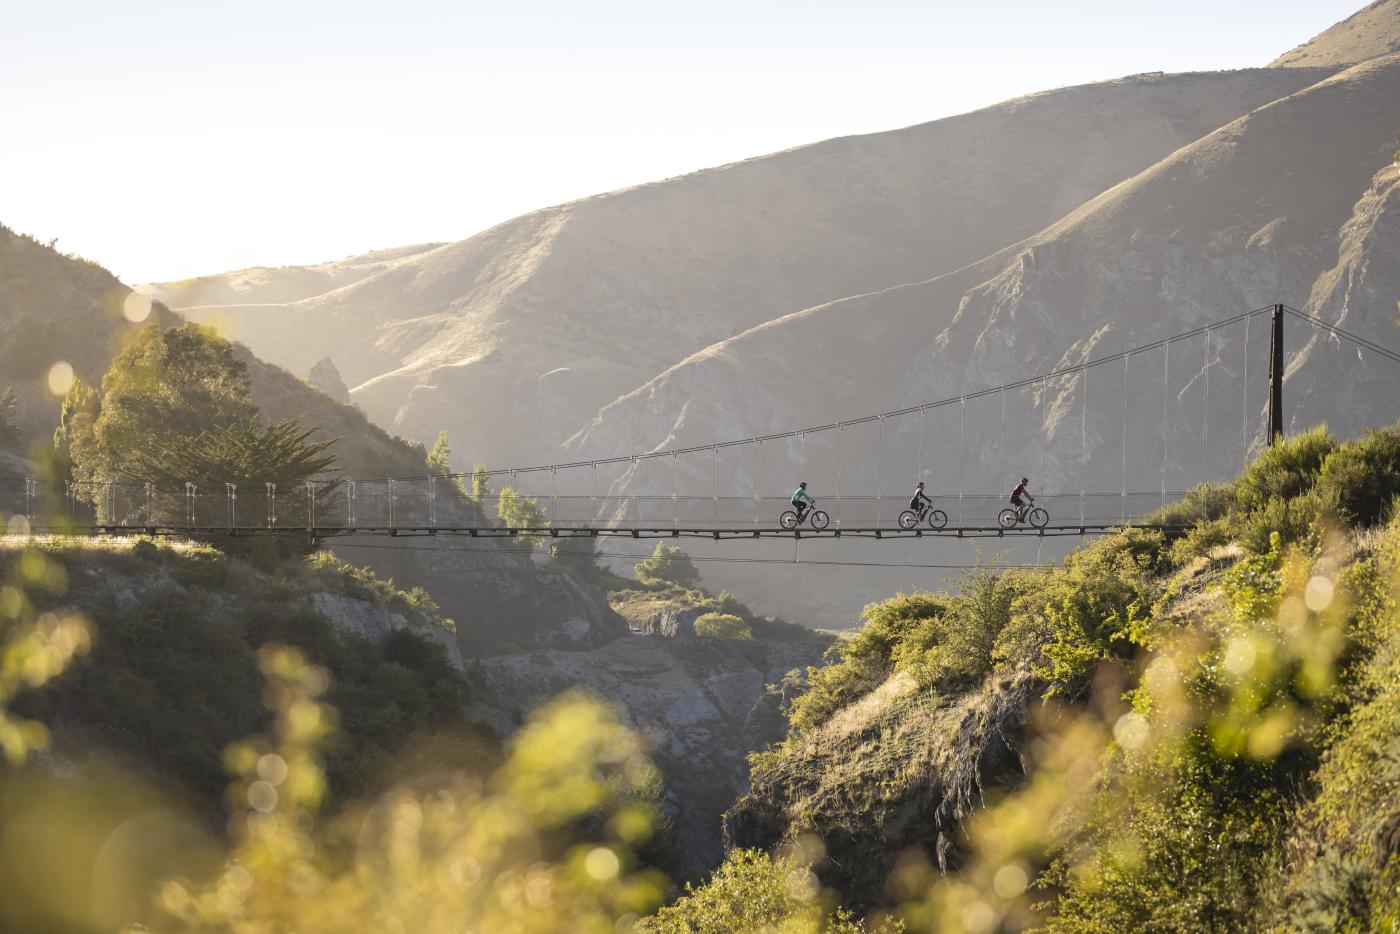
top-left (809, 510), bottom-right (830, 530)
top-left (928, 509), bottom-right (948, 530)
top-left (1029, 507), bottom-right (1049, 529)
top-left (779, 510), bottom-right (799, 530)
top-left (897, 510), bottom-right (918, 530)
top-left (997, 507), bottom-right (1018, 529)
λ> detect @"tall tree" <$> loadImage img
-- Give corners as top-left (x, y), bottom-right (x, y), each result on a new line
top-left (130, 417), bottom-right (338, 490)
top-left (0, 387), bottom-right (18, 448)
top-left (427, 430), bottom-right (452, 477)
top-left (75, 324), bottom-right (256, 486)
top-left (52, 378), bottom-right (100, 479)
top-left (497, 487), bottom-right (547, 549)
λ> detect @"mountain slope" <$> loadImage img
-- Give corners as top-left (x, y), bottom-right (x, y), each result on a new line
top-left (571, 55), bottom-right (1400, 491)
top-left (1271, 0), bottom-right (1400, 67)
top-left (145, 69), bottom-right (1331, 468)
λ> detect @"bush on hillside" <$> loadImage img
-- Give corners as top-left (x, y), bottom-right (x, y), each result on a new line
top-left (994, 529), bottom-right (1165, 694)
top-left (1232, 425), bottom-right (1335, 511)
top-left (892, 565), bottom-right (1018, 693)
top-left (1316, 423), bottom-right (1400, 527)
top-left (788, 593), bottom-right (950, 737)
top-left (634, 543), bottom-right (702, 589)
top-left (693, 612), bottom-right (752, 640)
top-left (636, 848), bottom-right (891, 934)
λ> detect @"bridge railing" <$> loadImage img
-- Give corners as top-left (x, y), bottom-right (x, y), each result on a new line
top-left (7, 479), bottom-right (1191, 534)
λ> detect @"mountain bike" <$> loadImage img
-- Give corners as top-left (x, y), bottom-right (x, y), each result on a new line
top-left (998, 502), bottom-right (1049, 529)
top-left (898, 503), bottom-right (948, 530)
top-left (780, 501), bottom-right (830, 530)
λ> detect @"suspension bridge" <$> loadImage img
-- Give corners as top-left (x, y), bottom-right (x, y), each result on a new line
top-left (3, 304), bottom-right (1397, 542)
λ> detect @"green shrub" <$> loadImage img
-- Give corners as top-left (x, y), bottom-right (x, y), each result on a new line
top-left (1233, 425), bottom-right (1335, 511)
top-left (636, 849), bottom-right (889, 934)
top-left (788, 593), bottom-right (949, 736)
top-left (1169, 515), bottom-right (1233, 565)
top-left (1150, 483), bottom-right (1233, 529)
top-left (1234, 486), bottom-right (1331, 554)
top-left (891, 566), bottom-right (1016, 692)
top-left (994, 530), bottom-right (1165, 693)
top-left (693, 612), bottom-right (752, 640)
top-left (1316, 423), bottom-right (1400, 527)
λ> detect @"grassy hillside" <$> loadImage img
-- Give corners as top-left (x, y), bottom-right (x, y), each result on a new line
top-left (651, 422), bottom-right (1400, 931)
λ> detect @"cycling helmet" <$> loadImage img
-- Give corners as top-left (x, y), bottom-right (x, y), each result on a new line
top-left (916, 481), bottom-right (925, 488)
top-left (799, 481), bottom-right (807, 488)
top-left (1021, 477), bottom-right (1029, 484)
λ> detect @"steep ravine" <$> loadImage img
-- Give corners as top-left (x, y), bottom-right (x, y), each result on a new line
top-left (469, 624), bottom-right (828, 873)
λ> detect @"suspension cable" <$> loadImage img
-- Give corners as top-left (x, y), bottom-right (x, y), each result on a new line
top-left (416, 306), bottom-right (1278, 482)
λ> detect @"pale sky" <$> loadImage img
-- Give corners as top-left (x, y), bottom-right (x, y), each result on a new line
top-left (1, 0), bottom-right (1364, 284)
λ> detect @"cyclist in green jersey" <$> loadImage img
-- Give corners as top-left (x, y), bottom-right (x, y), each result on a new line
top-left (791, 482), bottom-right (814, 522)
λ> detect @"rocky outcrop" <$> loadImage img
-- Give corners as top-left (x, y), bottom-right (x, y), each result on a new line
top-left (307, 357), bottom-right (351, 405)
top-left (724, 668), bottom-right (1042, 910)
top-left (309, 591), bottom-right (462, 668)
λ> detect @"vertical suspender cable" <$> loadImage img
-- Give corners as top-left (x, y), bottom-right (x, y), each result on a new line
top-left (712, 445), bottom-right (718, 527)
top-left (999, 388), bottom-right (1007, 497)
top-left (1121, 353), bottom-right (1130, 525)
top-left (1080, 364), bottom-right (1088, 527)
top-left (754, 441), bottom-right (762, 528)
top-left (1202, 329), bottom-right (1211, 487)
top-left (958, 398), bottom-right (966, 523)
top-left (836, 424), bottom-right (844, 528)
top-left (671, 453), bottom-right (677, 528)
top-left (1241, 314), bottom-right (1250, 470)
top-left (1038, 379), bottom-right (1047, 493)
top-left (1161, 342), bottom-right (1169, 510)
top-left (916, 407), bottom-right (926, 485)
top-left (876, 416), bottom-right (885, 526)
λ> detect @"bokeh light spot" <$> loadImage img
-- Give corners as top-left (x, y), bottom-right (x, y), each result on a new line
top-left (584, 846), bottom-right (620, 881)
top-left (47, 361), bottom-right (75, 396)
top-left (993, 862), bottom-right (1029, 898)
top-left (122, 292), bottom-right (153, 323)
top-left (248, 780), bottom-right (278, 813)
top-left (1304, 574), bottom-right (1334, 612)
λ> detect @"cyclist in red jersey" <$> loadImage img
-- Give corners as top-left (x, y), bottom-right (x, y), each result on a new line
top-left (1010, 477), bottom-right (1033, 521)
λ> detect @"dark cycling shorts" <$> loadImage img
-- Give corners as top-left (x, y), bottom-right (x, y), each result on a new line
top-left (1011, 495), bottom-right (1025, 507)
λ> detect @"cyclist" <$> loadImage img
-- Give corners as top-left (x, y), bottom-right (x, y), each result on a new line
top-left (791, 481), bottom-right (815, 522)
top-left (1010, 477), bottom-right (1033, 521)
top-left (910, 481), bottom-right (932, 516)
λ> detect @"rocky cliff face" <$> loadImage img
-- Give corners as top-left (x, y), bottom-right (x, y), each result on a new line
top-left (469, 631), bottom-right (827, 872)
